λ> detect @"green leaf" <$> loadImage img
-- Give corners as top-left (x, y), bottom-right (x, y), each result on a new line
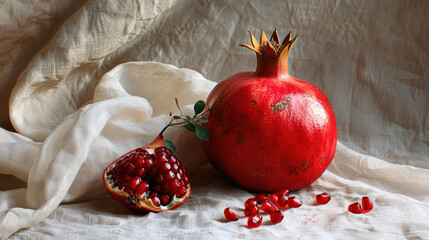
top-left (195, 124), bottom-right (210, 141)
top-left (184, 123), bottom-right (195, 132)
top-left (164, 139), bottom-right (176, 153)
top-left (198, 117), bottom-right (208, 123)
top-left (193, 100), bottom-right (205, 116)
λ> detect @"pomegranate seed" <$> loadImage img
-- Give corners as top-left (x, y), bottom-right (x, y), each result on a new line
top-left (163, 171), bottom-right (176, 181)
top-left (125, 163), bottom-right (135, 172)
top-left (135, 182), bottom-right (149, 195)
top-left (117, 181), bottom-right (125, 190)
top-left (261, 201), bottom-right (278, 214)
top-left (176, 187), bottom-right (187, 198)
top-left (115, 165), bottom-right (124, 174)
top-left (268, 194), bottom-right (279, 206)
top-left (244, 206), bottom-right (259, 216)
top-left (133, 168), bottom-right (145, 177)
top-left (316, 192), bottom-right (331, 205)
top-left (348, 202), bottom-right (362, 214)
top-left (361, 197), bottom-right (373, 213)
top-left (155, 153), bottom-right (169, 163)
top-left (269, 211), bottom-right (284, 224)
top-left (255, 193), bottom-right (269, 204)
top-left (143, 156), bottom-right (153, 168)
top-left (172, 163), bottom-right (179, 171)
top-left (150, 194), bottom-right (161, 207)
top-left (274, 188), bottom-right (289, 196)
top-left (244, 198), bottom-right (258, 208)
top-left (168, 179), bottom-right (182, 191)
top-left (182, 176), bottom-right (189, 185)
top-left (159, 194), bottom-right (171, 206)
top-left (247, 214), bottom-right (263, 228)
top-left (287, 196), bottom-right (302, 208)
top-left (128, 177), bottom-right (140, 190)
top-left (224, 208), bottom-right (239, 222)
top-left (160, 162), bottom-right (171, 172)
top-left (123, 174), bottom-right (132, 182)
top-left (131, 156), bottom-right (144, 168)
top-left (135, 149), bottom-right (148, 154)
top-left (277, 195), bottom-right (288, 209)
top-left (168, 155), bottom-right (177, 163)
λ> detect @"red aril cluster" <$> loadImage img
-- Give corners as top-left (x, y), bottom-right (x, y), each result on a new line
top-left (103, 135), bottom-right (191, 212)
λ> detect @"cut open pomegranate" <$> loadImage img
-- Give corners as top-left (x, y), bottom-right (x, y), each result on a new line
top-left (103, 134), bottom-right (191, 212)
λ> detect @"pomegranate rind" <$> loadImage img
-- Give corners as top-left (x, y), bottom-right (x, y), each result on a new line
top-left (102, 135), bottom-right (191, 212)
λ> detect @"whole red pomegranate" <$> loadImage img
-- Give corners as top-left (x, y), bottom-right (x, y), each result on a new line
top-left (203, 29), bottom-right (337, 192)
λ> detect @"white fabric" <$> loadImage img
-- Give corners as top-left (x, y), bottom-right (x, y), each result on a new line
top-left (1, 0), bottom-right (428, 239)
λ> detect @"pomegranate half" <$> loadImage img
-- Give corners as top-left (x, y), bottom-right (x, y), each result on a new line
top-left (103, 134), bottom-right (190, 212)
top-left (203, 29), bottom-right (337, 192)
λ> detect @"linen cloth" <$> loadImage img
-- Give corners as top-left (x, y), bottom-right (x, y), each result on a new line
top-left (1, 0), bottom-right (428, 239)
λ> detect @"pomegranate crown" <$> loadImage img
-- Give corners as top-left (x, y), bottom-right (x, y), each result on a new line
top-left (240, 28), bottom-right (298, 59)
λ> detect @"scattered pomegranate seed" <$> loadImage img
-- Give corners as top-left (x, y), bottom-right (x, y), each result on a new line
top-left (255, 193), bottom-right (269, 204)
top-left (348, 202), bottom-right (362, 214)
top-left (287, 196), bottom-right (302, 208)
top-left (224, 208), bottom-right (239, 222)
top-left (274, 188), bottom-right (289, 196)
top-left (268, 194), bottom-right (279, 206)
top-left (261, 201), bottom-right (278, 214)
top-left (247, 214), bottom-right (263, 228)
top-left (276, 194), bottom-right (288, 209)
top-left (244, 206), bottom-right (259, 217)
top-left (361, 197), bottom-right (373, 213)
top-left (269, 211), bottom-right (284, 224)
top-left (244, 198), bottom-right (258, 208)
top-left (316, 192), bottom-right (331, 205)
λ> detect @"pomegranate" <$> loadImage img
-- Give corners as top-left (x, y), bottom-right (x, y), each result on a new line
top-left (203, 29), bottom-right (337, 192)
top-left (103, 99), bottom-right (209, 212)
